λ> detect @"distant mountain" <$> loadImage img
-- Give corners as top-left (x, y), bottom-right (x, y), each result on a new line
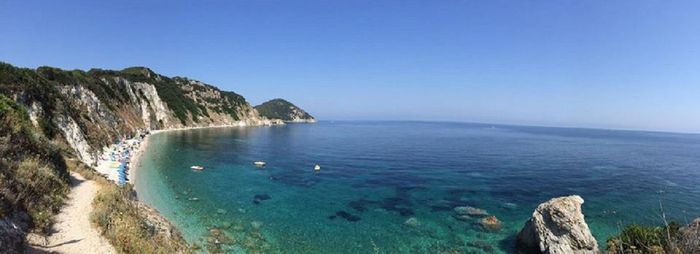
top-left (255, 99), bottom-right (316, 123)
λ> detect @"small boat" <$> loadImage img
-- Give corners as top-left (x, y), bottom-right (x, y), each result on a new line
top-left (314, 164), bottom-right (321, 171)
top-left (191, 165), bottom-right (204, 171)
top-left (254, 161), bottom-right (266, 167)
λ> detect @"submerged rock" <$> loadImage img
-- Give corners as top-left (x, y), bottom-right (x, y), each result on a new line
top-left (404, 217), bottom-right (420, 227)
top-left (209, 228), bottom-right (222, 237)
top-left (516, 195), bottom-right (599, 254)
top-left (501, 202), bottom-right (518, 210)
top-left (478, 216), bottom-right (502, 231)
top-left (251, 221), bottom-right (263, 230)
top-left (253, 194), bottom-right (271, 204)
top-left (453, 214), bottom-right (472, 221)
top-left (454, 206), bottom-right (488, 216)
top-left (332, 211), bottom-right (361, 222)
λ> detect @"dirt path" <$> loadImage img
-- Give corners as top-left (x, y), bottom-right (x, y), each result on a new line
top-left (27, 172), bottom-right (116, 254)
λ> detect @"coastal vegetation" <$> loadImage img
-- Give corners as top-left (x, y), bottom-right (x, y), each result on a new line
top-left (91, 183), bottom-right (191, 253)
top-left (607, 221), bottom-right (699, 254)
top-left (0, 95), bottom-right (70, 233)
top-left (607, 223), bottom-right (676, 253)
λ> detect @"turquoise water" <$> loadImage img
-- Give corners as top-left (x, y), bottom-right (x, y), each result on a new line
top-left (134, 121), bottom-right (700, 253)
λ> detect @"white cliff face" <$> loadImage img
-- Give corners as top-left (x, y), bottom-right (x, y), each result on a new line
top-left (55, 85), bottom-right (117, 166)
top-left (54, 114), bottom-right (96, 166)
top-left (59, 85), bottom-right (113, 121)
top-left (26, 101), bottom-right (43, 128)
top-left (132, 81), bottom-right (169, 127)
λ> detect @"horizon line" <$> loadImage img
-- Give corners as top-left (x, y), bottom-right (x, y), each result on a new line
top-left (316, 119), bottom-right (700, 136)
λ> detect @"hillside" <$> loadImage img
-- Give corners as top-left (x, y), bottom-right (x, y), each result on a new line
top-left (0, 61), bottom-right (314, 252)
top-left (0, 94), bottom-right (70, 250)
top-left (255, 98), bottom-right (316, 122)
top-left (0, 62), bottom-right (312, 166)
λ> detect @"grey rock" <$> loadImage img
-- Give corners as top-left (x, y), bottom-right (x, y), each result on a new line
top-left (516, 195), bottom-right (599, 254)
top-left (404, 217), bottom-right (420, 227)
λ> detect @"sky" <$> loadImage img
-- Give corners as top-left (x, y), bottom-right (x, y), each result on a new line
top-left (1, 1), bottom-right (700, 133)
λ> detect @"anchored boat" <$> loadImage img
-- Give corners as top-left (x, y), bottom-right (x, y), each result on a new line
top-left (254, 161), bottom-right (266, 167)
top-left (191, 165), bottom-right (204, 171)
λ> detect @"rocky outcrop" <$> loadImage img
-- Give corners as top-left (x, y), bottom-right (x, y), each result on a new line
top-left (517, 195), bottom-right (599, 254)
top-left (255, 98), bottom-right (315, 123)
top-left (678, 218), bottom-right (700, 253)
top-left (137, 203), bottom-right (186, 243)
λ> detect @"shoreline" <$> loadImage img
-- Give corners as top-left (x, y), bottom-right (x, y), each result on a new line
top-left (127, 122), bottom-right (285, 186)
top-left (93, 121), bottom-right (285, 187)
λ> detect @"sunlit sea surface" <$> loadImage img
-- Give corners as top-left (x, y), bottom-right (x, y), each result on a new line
top-left (134, 121), bottom-right (700, 253)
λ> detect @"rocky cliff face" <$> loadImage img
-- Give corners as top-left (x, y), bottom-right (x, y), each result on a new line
top-left (0, 62), bottom-right (308, 166)
top-left (255, 98), bottom-right (315, 123)
top-left (517, 195), bottom-right (600, 254)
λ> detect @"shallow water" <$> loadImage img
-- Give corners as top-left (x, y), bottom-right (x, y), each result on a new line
top-left (135, 121), bottom-right (700, 253)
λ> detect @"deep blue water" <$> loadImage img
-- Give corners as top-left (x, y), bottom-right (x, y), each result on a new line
top-left (134, 121), bottom-right (700, 253)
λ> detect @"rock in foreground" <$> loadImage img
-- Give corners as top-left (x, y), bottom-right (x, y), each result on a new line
top-left (516, 195), bottom-right (599, 254)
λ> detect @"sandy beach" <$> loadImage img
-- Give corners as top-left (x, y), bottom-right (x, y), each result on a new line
top-left (127, 133), bottom-right (150, 186)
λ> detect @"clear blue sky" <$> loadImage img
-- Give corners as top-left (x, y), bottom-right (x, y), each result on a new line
top-left (2, 1), bottom-right (700, 133)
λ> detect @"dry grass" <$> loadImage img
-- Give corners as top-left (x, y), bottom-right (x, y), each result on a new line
top-left (91, 183), bottom-right (191, 253)
top-left (61, 148), bottom-right (192, 254)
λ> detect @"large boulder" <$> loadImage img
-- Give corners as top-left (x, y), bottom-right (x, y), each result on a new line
top-left (517, 195), bottom-right (599, 254)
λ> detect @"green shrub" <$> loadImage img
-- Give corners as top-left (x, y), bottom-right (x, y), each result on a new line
top-left (607, 223), bottom-right (681, 254)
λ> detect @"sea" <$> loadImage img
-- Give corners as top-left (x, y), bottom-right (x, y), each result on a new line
top-left (134, 121), bottom-right (700, 253)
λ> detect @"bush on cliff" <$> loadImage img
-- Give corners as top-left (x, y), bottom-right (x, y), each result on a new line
top-left (0, 94), bottom-right (70, 234)
top-left (92, 183), bottom-right (190, 253)
top-left (607, 222), bottom-right (682, 254)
